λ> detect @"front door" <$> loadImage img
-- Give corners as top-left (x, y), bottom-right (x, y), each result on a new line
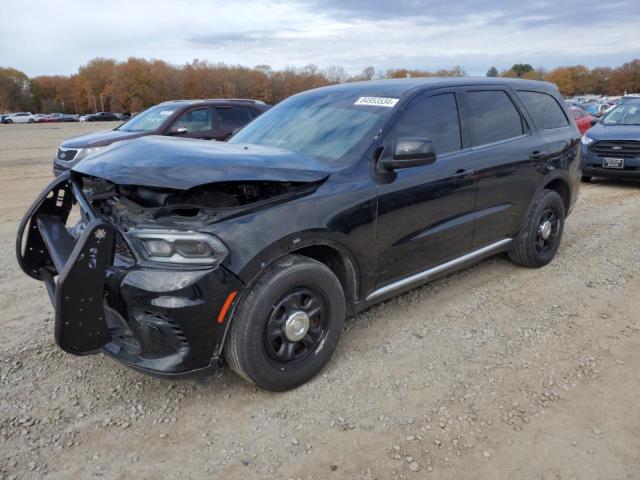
top-left (168, 107), bottom-right (217, 140)
top-left (374, 90), bottom-right (478, 288)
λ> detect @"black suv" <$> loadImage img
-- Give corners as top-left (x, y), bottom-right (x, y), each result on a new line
top-left (53, 99), bottom-right (269, 175)
top-left (17, 78), bottom-right (580, 391)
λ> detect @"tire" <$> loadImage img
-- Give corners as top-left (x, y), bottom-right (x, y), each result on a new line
top-left (508, 189), bottom-right (565, 268)
top-left (580, 175), bottom-right (592, 183)
top-left (224, 254), bottom-right (346, 391)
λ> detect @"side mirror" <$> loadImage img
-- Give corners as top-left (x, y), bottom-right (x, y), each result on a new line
top-left (171, 127), bottom-right (188, 135)
top-left (382, 138), bottom-right (437, 170)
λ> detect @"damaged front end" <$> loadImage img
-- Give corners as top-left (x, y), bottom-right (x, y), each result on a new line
top-left (16, 170), bottom-right (319, 377)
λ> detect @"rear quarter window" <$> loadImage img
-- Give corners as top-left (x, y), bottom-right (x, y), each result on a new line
top-left (518, 91), bottom-right (569, 129)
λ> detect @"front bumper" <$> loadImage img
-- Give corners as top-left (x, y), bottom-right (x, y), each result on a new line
top-left (16, 173), bottom-right (242, 378)
top-left (581, 145), bottom-right (640, 179)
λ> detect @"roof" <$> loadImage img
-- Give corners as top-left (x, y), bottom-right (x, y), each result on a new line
top-left (304, 77), bottom-right (559, 98)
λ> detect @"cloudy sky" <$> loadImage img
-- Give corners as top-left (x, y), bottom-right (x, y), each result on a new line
top-left (2, 0), bottom-right (639, 77)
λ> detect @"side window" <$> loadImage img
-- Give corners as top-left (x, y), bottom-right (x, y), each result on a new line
top-left (465, 91), bottom-right (525, 146)
top-left (172, 108), bottom-right (212, 132)
top-left (518, 91), bottom-right (569, 129)
top-left (386, 93), bottom-right (462, 155)
top-left (216, 107), bottom-right (253, 131)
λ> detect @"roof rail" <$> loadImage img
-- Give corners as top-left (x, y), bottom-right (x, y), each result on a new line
top-left (159, 98), bottom-right (266, 105)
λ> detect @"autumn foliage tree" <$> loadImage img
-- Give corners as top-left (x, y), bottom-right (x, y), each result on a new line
top-left (1, 57), bottom-right (639, 113)
top-left (0, 67), bottom-right (31, 111)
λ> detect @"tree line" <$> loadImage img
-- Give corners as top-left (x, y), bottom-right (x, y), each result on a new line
top-left (486, 61), bottom-right (640, 97)
top-left (1, 57), bottom-right (639, 114)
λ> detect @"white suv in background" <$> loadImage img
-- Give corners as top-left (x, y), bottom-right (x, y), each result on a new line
top-left (4, 112), bottom-right (37, 124)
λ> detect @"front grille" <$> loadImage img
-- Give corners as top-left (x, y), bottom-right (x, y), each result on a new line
top-left (57, 148), bottom-right (78, 161)
top-left (114, 231), bottom-right (136, 265)
top-left (589, 141), bottom-right (640, 158)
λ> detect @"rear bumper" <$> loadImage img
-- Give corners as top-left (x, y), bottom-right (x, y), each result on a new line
top-left (16, 173), bottom-right (242, 378)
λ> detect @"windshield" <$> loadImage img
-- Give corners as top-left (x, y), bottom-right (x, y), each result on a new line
top-left (229, 93), bottom-right (393, 164)
top-left (118, 105), bottom-right (179, 132)
top-left (602, 101), bottom-right (640, 126)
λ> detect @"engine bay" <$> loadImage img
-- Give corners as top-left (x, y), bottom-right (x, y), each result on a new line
top-left (83, 176), bottom-right (317, 229)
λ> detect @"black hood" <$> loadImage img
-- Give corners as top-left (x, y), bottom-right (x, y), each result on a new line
top-left (61, 129), bottom-right (145, 148)
top-left (586, 122), bottom-right (640, 141)
top-left (72, 136), bottom-right (331, 189)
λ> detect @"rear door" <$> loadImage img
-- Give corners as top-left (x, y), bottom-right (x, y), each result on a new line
top-left (515, 90), bottom-right (578, 175)
top-left (374, 88), bottom-right (477, 287)
top-left (459, 86), bottom-right (546, 247)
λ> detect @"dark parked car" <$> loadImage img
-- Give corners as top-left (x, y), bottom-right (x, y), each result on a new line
top-left (17, 78), bottom-right (580, 391)
top-left (581, 97), bottom-right (640, 182)
top-left (84, 112), bottom-right (119, 122)
top-left (53, 99), bottom-right (269, 175)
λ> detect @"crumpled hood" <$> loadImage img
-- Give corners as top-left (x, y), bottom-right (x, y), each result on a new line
top-left (61, 129), bottom-right (143, 148)
top-left (72, 135), bottom-right (331, 189)
top-left (587, 123), bottom-right (640, 142)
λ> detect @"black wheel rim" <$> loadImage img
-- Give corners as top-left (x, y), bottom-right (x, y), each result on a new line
top-left (535, 207), bottom-right (560, 253)
top-left (263, 287), bottom-right (328, 368)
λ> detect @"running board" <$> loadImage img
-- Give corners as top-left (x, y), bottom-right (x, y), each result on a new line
top-left (367, 238), bottom-right (513, 301)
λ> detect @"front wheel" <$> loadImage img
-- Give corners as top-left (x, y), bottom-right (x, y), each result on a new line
top-left (509, 189), bottom-right (565, 268)
top-left (224, 254), bottom-right (346, 391)
top-left (580, 175), bottom-right (592, 183)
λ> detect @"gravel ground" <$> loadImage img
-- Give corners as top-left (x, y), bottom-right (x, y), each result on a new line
top-left (1, 123), bottom-right (639, 480)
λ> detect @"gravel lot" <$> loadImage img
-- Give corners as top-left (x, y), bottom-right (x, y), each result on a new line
top-left (1, 123), bottom-right (639, 479)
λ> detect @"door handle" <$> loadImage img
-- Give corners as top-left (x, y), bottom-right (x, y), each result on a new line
top-left (452, 169), bottom-right (475, 178)
top-left (529, 151), bottom-right (545, 160)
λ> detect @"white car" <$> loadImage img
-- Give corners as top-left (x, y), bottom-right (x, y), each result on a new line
top-left (4, 112), bottom-right (37, 124)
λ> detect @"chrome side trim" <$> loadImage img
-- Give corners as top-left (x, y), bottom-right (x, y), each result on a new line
top-left (366, 238), bottom-right (513, 301)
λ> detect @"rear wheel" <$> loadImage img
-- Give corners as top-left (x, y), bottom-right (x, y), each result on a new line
top-left (509, 189), bottom-right (565, 268)
top-left (224, 254), bottom-right (345, 391)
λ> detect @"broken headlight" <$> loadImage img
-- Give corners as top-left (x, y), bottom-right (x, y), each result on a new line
top-left (129, 229), bottom-right (228, 266)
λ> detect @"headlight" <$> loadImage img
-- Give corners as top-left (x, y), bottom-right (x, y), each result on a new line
top-left (129, 229), bottom-right (228, 265)
top-left (581, 134), bottom-right (594, 146)
top-left (74, 146), bottom-right (104, 161)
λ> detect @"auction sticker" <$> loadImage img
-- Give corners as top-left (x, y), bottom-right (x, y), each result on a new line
top-left (354, 97), bottom-right (399, 108)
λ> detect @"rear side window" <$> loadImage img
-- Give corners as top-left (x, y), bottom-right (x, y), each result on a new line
top-left (216, 107), bottom-right (254, 130)
top-left (518, 91), bottom-right (569, 129)
top-left (387, 93), bottom-right (462, 155)
top-left (465, 91), bottom-right (525, 146)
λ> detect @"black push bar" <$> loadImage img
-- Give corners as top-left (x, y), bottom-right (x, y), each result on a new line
top-left (16, 172), bottom-right (114, 355)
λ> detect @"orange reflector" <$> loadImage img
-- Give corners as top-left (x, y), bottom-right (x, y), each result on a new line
top-left (217, 291), bottom-right (238, 324)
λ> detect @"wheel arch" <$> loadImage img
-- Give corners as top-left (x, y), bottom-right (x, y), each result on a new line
top-left (542, 177), bottom-right (571, 215)
top-left (215, 236), bottom-right (362, 357)
top-left (289, 243), bottom-right (359, 308)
